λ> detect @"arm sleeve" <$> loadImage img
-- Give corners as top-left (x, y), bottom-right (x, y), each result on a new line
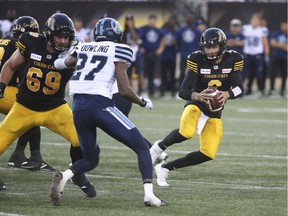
top-left (178, 70), bottom-right (198, 101)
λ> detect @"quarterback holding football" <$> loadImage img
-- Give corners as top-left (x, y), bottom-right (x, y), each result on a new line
top-left (150, 27), bottom-right (244, 187)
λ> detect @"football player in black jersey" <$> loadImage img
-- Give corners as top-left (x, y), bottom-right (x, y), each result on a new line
top-left (149, 27), bottom-right (244, 187)
top-left (0, 16), bottom-right (55, 174)
top-left (0, 13), bottom-right (95, 197)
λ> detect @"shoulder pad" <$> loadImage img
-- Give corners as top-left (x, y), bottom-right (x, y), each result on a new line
top-left (115, 43), bottom-right (133, 64)
top-left (227, 50), bottom-right (243, 62)
top-left (187, 51), bottom-right (202, 73)
top-left (187, 50), bottom-right (203, 62)
top-left (227, 50), bottom-right (243, 72)
top-left (17, 32), bottom-right (44, 56)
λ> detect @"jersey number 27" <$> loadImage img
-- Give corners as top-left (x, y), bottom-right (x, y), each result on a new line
top-left (71, 53), bottom-right (107, 81)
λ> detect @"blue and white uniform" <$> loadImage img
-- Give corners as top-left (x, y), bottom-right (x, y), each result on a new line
top-left (241, 24), bottom-right (268, 93)
top-left (70, 41), bottom-right (152, 180)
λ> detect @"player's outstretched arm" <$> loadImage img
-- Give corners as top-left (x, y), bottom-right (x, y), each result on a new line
top-left (115, 61), bottom-right (151, 109)
top-left (54, 55), bottom-right (77, 69)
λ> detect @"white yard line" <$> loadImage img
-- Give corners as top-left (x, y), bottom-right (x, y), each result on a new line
top-left (84, 174), bottom-right (287, 191)
top-left (0, 213), bottom-right (26, 216)
top-left (41, 142), bottom-right (288, 160)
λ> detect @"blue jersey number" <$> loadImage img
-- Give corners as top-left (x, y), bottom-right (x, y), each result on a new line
top-left (71, 53), bottom-right (108, 80)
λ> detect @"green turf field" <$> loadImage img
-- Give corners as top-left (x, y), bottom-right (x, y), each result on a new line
top-left (0, 96), bottom-right (287, 216)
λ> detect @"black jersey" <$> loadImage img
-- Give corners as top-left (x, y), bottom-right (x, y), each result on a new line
top-left (0, 36), bottom-right (22, 87)
top-left (15, 32), bottom-right (74, 111)
top-left (178, 50), bottom-right (244, 118)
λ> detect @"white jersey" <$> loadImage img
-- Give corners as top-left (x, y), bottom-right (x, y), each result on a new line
top-left (69, 41), bottom-right (133, 99)
top-left (242, 24), bottom-right (268, 55)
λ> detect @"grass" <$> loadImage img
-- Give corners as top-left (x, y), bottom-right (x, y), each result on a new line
top-left (0, 95), bottom-right (287, 216)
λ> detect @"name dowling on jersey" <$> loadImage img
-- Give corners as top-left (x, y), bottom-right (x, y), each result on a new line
top-left (80, 44), bottom-right (109, 53)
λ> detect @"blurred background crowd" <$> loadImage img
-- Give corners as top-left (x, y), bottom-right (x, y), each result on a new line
top-left (0, 0), bottom-right (287, 99)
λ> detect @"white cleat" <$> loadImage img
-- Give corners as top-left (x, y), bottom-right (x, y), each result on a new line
top-left (50, 172), bottom-right (66, 206)
top-left (150, 140), bottom-right (164, 164)
top-left (155, 163), bottom-right (169, 187)
top-left (155, 151), bottom-right (168, 163)
top-left (144, 194), bottom-right (168, 207)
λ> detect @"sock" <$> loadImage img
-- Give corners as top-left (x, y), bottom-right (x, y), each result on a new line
top-left (163, 151), bottom-right (212, 171)
top-left (62, 169), bottom-right (74, 183)
top-left (70, 145), bottom-right (83, 164)
top-left (28, 127), bottom-right (41, 151)
top-left (25, 127), bottom-right (42, 163)
top-left (143, 183), bottom-right (154, 196)
top-left (30, 150), bottom-right (42, 164)
top-left (158, 129), bottom-right (187, 150)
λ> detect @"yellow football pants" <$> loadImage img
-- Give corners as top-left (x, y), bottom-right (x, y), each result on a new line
top-left (0, 101), bottom-right (80, 154)
top-left (0, 86), bottom-right (18, 115)
top-left (179, 105), bottom-right (222, 159)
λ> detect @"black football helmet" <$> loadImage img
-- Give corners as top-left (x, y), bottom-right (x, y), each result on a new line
top-left (12, 16), bottom-right (39, 38)
top-left (44, 13), bottom-right (75, 52)
top-left (199, 27), bottom-right (227, 61)
top-left (93, 17), bottom-right (123, 43)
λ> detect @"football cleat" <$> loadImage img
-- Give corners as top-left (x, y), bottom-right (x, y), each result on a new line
top-left (38, 162), bottom-right (56, 172)
top-left (150, 140), bottom-right (164, 164)
top-left (8, 158), bottom-right (38, 170)
top-left (0, 180), bottom-right (6, 190)
top-left (50, 172), bottom-right (66, 206)
top-left (155, 151), bottom-right (168, 164)
top-left (71, 173), bottom-right (96, 198)
top-left (144, 194), bottom-right (168, 207)
top-left (155, 163), bottom-right (169, 187)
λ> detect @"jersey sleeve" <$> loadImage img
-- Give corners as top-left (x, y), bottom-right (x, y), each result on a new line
top-left (186, 51), bottom-right (201, 73)
top-left (178, 51), bottom-right (202, 100)
top-left (232, 51), bottom-right (244, 72)
top-left (16, 32), bottom-right (39, 58)
top-left (114, 44), bottom-right (133, 65)
top-left (228, 51), bottom-right (244, 99)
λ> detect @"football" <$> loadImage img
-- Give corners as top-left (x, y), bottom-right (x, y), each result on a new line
top-left (206, 87), bottom-right (223, 112)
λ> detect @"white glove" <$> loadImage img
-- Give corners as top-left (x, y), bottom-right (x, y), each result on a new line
top-left (58, 45), bottom-right (77, 59)
top-left (140, 97), bottom-right (153, 110)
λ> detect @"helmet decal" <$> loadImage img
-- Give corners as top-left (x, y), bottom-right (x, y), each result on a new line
top-left (93, 17), bottom-right (123, 43)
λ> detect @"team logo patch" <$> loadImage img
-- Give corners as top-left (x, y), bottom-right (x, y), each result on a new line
top-left (213, 65), bottom-right (218, 70)
top-left (200, 69), bottom-right (211, 74)
top-left (222, 68), bottom-right (232, 73)
top-left (30, 53), bottom-right (42, 61)
top-left (46, 55), bottom-right (52, 59)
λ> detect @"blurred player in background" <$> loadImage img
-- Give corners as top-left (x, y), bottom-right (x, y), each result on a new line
top-left (51, 17), bottom-right (167, 207)
top-left (0, 16), bottom-right (55, 173)
top-left (138, 14), bottom-right (163, 98)
top-left (150, 28), bottom-right (244, 187)
top-left (268, 19), bottom-right (287, 97)
top-left (241, 13), bottom-right (270, 97)
top-left (122, 14), bottom-right (145, 95)
top-left (159, 18), bottom-right (178, 98)
top-left (0, 13), bottom-right (95, 197)
top-left (176, 14), bottom-right (201, 89)
top-left (226, 18), bottom-right (244, 54)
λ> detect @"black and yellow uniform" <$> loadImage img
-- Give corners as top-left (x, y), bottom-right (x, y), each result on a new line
top-left (177, 50), bottom-right (243, 159)
top-left (156, 49), bottom-right (243, 171)
top-left (0, 32), bottom-right (79, 154)
top-left (0, 36), bottom-right (20, 114)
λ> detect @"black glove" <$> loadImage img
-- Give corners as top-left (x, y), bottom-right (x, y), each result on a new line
top-left (0, 82), bottom-right (7, 98)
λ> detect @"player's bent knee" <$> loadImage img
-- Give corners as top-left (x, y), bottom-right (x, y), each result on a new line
top-left (200, 149), bottom-right (216, 160)
top-left (179, 129), bottom-right (196, 139)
